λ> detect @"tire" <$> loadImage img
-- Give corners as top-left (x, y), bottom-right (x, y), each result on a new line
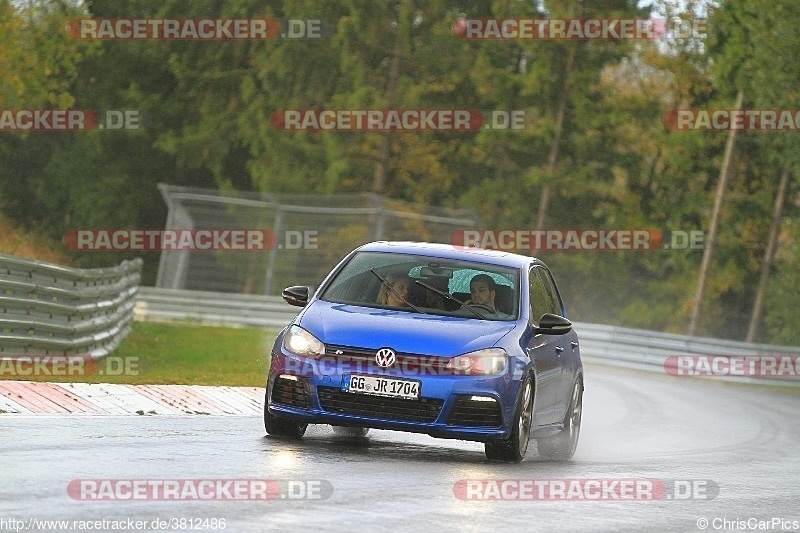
top-left (484, 374), bottom-right (534, 463)
top-left (537, 378), bottom-right (583, 460)
top-left (331, 426), bottom-right (370, 438)
top-left (264, 401), bottom-right (307, 438)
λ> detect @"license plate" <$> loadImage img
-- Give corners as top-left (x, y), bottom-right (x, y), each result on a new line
top-left (342, 374), bottom-right (420, 400)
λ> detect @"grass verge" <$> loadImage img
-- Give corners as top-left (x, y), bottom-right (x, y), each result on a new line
top-left (1, 322), bottom-right (281, 387)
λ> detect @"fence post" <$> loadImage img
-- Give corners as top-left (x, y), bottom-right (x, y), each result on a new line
top-left (264, 207), bottom-right (284, 295)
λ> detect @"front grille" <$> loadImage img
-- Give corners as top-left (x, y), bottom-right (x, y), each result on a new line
top-left (325, 345), bottom-right (377, 359)
top-left (270, 376), bottom-right (311, 408)
top-left (447, 395), bottom-right (503, 427)
top-left (317, 386), bottom-right (443, 423)
top-left (324, 344), bottom-right (449, 373)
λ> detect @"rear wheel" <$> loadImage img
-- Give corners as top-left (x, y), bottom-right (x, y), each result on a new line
top-left (485, 374), bottom-right (533, 463)
top-left (264, 397), bottom-right (307, 438)
top-left (537, 378), bottom-right (582, 460)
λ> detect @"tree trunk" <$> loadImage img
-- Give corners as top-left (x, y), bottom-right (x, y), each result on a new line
top-left (536, 46), bottom-right (575, 231)
top-left (373, 30), bottom-right (401, 194)
top-left (688, 89), bottom-right (744, 336)
top-left (745, 167), bottom-right (791, 342)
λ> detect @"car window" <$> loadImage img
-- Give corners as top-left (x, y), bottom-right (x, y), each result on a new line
top-left (323, 252), bottom-right (408, 302)
top-left (529, 267), bottom-right (549, 326)
top-left (534, 267), bottom-right (561, 316)
top-left (321, 251), bottom-right (519, 320)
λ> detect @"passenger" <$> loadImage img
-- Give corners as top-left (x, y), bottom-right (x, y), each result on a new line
top-left (377, 273), bottom-right (412, 307)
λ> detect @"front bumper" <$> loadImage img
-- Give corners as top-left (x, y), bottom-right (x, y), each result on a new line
top-left (266, 351), bottom-right (521, 442)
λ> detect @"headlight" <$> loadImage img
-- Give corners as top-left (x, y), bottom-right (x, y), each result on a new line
top-left (283, 325), bottom-right (325, 357)
top-left (445, 348), bottom-right (507, 376)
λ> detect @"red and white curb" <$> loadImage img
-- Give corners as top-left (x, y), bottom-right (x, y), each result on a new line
top-left (0, 381), bottom-right (264, 415)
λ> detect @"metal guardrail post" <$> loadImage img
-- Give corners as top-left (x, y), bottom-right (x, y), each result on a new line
top-left (264, 207), bottom-right (284, 295)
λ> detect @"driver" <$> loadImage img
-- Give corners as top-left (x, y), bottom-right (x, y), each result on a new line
top-left (466, 274), bottom-right (497, 310)
top-left (463, 274), bottom-right (510, 317)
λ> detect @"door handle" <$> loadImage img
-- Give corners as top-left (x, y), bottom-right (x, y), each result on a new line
top-left (571, 341), bottom-right (578, 348)
top-left (555, 346), bottom-right (564, 354)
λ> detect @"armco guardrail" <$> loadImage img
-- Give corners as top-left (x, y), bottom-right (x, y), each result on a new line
top-left (134, 288), bottom-right (800, 387)
top-left (134, 287), bottom-right (300, 328)
top-left (574, 321), bottom-right (800, 387)
top-left (0, 254), bottom-right (142, 357)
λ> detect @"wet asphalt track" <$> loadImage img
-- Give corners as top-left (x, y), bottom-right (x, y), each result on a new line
top-left (1, 363), bottom-right (799, 533)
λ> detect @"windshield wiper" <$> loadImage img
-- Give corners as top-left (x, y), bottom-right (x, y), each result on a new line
top-left (413, 279), bottom-right (487, 319)
top-left (369, 269), bottom-right (427, 314)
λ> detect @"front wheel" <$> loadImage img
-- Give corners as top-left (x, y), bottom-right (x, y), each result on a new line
top-left (264, 403), bottom-right (307, 438)
top-left (485, 374), bottom-right (533, 463)
top-left (537, 378), bottom-right (582, 460)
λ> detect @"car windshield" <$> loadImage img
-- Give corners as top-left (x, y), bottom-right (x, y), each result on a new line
top-left (320, 251), bottom-right (519, 321)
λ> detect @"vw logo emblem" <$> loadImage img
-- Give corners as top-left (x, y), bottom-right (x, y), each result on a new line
top-left (375, 348), bottom-right (396, 368)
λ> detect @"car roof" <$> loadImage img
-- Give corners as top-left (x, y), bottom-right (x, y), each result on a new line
top-left (355, 241), bottom-right (541, 269)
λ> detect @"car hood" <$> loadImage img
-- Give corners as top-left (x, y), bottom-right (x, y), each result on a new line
top-left (296, 300), bottom-right (517, 357)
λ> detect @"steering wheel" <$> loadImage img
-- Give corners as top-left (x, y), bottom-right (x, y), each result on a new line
top-left (465, 303), bottom-right (496, 314)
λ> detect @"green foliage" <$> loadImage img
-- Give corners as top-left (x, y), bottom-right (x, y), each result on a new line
top-left (6, 321), bottom-right (279, 386)
top-left (0, 0), bottom-right (797, 343)
top-left (764, 219), bottom-right (800, 345)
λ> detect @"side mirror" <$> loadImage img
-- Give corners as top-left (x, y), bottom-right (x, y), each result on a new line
top-left (282, 286), bottom-right (311, 307)
top-left (534, 313), bottom-right (572, 335)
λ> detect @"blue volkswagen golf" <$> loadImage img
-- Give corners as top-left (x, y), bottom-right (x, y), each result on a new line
top-left (264, 241), bottom-right (583, 462)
